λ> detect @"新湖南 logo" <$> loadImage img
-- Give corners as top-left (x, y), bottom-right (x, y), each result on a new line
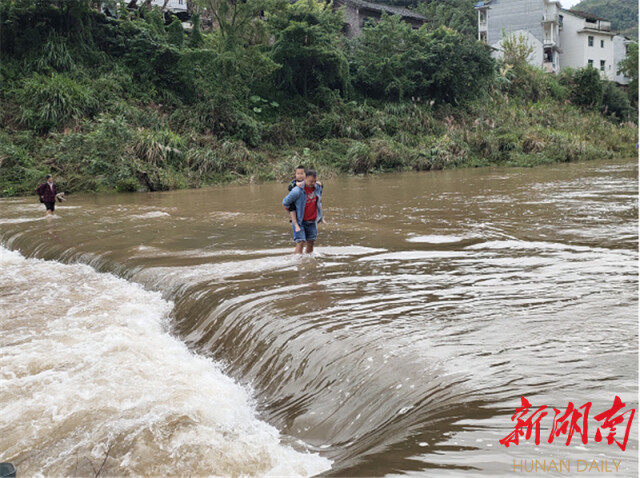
top-left (500, 395), bottom-right (635, 450)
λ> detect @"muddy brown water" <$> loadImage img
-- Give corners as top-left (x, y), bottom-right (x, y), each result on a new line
top-left (1, 158), bottom-right (637, 477)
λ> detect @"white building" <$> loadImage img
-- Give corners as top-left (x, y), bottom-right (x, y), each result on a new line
top-left (475, 0), bottom-right (627, 83)
top-left (559, 8), bottom-right (615, 80)
top-left (613, 35), bottom-right (632, 85)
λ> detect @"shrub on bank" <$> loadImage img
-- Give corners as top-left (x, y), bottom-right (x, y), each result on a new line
top-left (601, 81), bottom-right (633, 122)
top-left (16, 73), bottom-right (98, 132)
top-left (0, 132), bottom-right (48, 196)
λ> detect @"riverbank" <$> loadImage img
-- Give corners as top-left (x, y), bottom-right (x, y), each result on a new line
top-left (0, 1), bottom-right (637, 197)
top-left (2, 94), bottom-right (635, 197)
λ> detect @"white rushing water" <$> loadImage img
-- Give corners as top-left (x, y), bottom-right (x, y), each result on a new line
top-left (0, 246), bottom-right (331, 477)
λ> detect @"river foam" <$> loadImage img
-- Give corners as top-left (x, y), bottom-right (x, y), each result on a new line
top-left (0, 246), bottom-right (330, 477)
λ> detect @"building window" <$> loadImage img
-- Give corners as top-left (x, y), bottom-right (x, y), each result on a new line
top-left (600, 39), bottom-right (604, 48)
top-left (588, 59), bottom-right (594, 67)
top-left (588, 36), bottom-right (594, 47)
top-left (480, 31), bottom-right (487, 42)
top-left (600, 60), bottom-right (605, 71)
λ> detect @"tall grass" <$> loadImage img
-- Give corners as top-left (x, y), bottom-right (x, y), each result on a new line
top-left (18, 73), bottom-right (97, 132)
top-left (33, 33), bottom-right (75, 72)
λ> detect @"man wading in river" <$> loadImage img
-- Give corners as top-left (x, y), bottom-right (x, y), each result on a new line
top-left (282, 169), bottom-right (323, 254)
top-left (36, 174), bottom-right (60, 216)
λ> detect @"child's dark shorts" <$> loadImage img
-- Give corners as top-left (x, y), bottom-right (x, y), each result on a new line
top-left (292, 220), bottom-right (317, 243)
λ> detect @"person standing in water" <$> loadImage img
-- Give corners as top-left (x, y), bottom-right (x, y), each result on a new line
top-left (282, 170), bottom-right (323, 254)
top-left (36, 174), bottom-right (59, 216)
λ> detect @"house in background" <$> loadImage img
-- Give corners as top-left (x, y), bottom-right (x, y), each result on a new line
top-left (475, 0), bottom-right (629, 84)
top-left (559, 9), bottom-right (616, 79)
top-left (612, 35), bottom-right (632, 86)
top-left (476, 0), bottom-right (563, 73)
top-left (103, 0), bottom-right (189, 20)
top-left (334, 0), bottom-right (428, 38)
top-left (135, 0), bottom-right (188, 16)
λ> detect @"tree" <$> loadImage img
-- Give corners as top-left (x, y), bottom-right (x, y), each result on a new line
top-left (143, 7), bottom-right (167, 40)
top-left (425, 26), bottom-right (494, 105)
top-left (189, 0), bottom-right (282, 94)
top-left (269, 0), bottom-right (349, 100)
top-left (417, 0), bottom-right (477, 38)
top-left (601, 80), bottom-right (631, 121)
top-left (350, 18), bottom-right (494, 105)
top-left (498, 31), bottom-right (550, 101)
top-left (349, 13), bottom-right (419, 100)
top-left (501, 31), bottom-right (534, 68)
top-left (560, 66), bottom-right (604, 109)
top-left (167, 17), bottom-right (184, 48)
top-left (188, 12), bottom-right (204, 48)
top-left (194, 0), bottom-right (281, 50)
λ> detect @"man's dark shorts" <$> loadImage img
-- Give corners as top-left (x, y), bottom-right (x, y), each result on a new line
top-left (292, 220), bottom-right (317, 243)
top-left (44, 201), bottom-right (55, 211)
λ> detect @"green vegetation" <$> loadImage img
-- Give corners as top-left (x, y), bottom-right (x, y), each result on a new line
top-left (349, 17), bottom-right (493, 103)
top-left (416, 0), bottom-right (477, 38)
top-left (571, 0), bottom-right (638, 38)
top-left (360, 0), bottom-right (478, 38)
top-left (0, 0), bottom-right (636, 197)
top-left (270, 1), bottom-right (349, 101)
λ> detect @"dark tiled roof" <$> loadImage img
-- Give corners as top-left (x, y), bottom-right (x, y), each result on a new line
top-left (563, 8), bottom-right (609, 22)
top-left (339, 0), bottom-right (428, 21)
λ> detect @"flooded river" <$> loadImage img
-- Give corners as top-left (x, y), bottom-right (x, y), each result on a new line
top-left (0, 158), bottom-right (637, 477)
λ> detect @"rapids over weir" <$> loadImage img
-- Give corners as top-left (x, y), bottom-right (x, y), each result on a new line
top-left (1, 158), bottom-right (637, 477)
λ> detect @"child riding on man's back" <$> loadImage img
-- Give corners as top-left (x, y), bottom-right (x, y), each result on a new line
top-left (287, 165), bottom-right (306, 232)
